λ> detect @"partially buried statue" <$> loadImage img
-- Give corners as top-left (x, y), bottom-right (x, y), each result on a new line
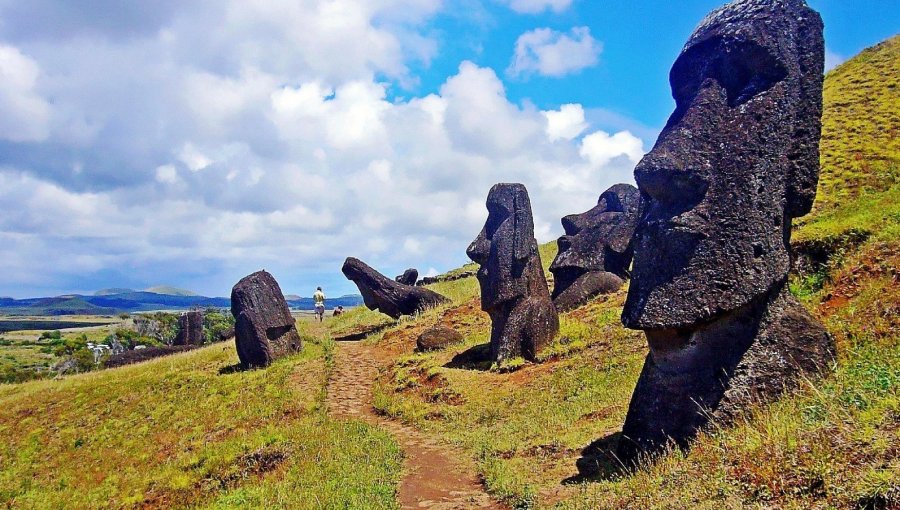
top-left (549, 183), bottom-right (640, 311)
top-left (342, 258), bottom-right (448, 319)
top-left (617, 0), bottom-right (834, 463)
top-left (231, 270), bottom-right (302, 369)
top-left (467, 183), bottom-right (558, 363)
top-left (173, 310), bottom-right (203, 346)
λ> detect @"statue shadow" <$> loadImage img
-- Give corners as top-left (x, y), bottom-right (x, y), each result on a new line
top-left (332, 322), bottom-right (393, 342)
top-left (218, 363), bottom-right (247, 374)
top-left (444, 343), bottom-right (493, 371)
top-left (562, 432), bottom-right (628, 484)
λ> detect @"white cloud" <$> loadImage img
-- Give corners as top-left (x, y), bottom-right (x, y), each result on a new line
top-left (580, 130), bottom-right (644, 167)
top-left (0, 1), bottom-right (649, 298)
top-left (509, 27), bottom-right (602, 78)
top-left (155, 164), bottom-right (179, 184)
top-left (543, 103), bottom-right (587, 141)
top-left (502, 0), bottom-right (573, 14)
top-left (0, 45), bottom-right (50, 142)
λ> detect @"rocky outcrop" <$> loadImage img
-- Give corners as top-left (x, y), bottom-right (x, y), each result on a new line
top-left (617, 0), bottom-right (834, 463)
top-left (173, 310), bottom-right (204, 346)
top-left (342, 258), bottom-right (448, 319)
top-left (550, 183), bottom-right (641, 311)
top-left (416, 325), bottom-right (463, 352)
top-left (395, 268), bottom-right (419, 286)
top-left (231, 271), bottom-right (302, 369)
top-left (467, 183), bottom-right (558, 363)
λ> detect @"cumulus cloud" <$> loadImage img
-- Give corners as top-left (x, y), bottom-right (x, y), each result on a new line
top-left (501, 0), bottom-right (573, 14)
top-left (0, 1), bottom-right (647, 298)
top-left (0, 45), bottom-right (50, 142)
top-left (543, 103), bottom-right (587, 141)
top-left (508, 27), bottom-right (602, 78)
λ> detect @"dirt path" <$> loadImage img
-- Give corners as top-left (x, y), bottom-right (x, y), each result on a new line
top-left (327, 340), bottom-right (504, 510)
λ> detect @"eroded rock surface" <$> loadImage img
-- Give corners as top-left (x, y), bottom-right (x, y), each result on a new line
top-left (173, 310), bottom-right (203, 346)
top-left (231, 271), bottom-right (302, 369)
top-left (467, 183), bottom-right (558, 363)
top-left (617, 0), bottom-right (834, 463)
top-left (395, 268), bottom-right (419, 286)
top-left (550, 183), bottom-right (640, 311)
top-left (342, 258), bottom-right (448, 319)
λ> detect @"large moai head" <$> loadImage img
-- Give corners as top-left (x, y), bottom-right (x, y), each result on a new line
top-left (231, 270), bottom-right (302, 368)
top-left (613, 0), bottom-right (829, 464)
top-left (623, 0), bottom-right (824, 330)
top-left (550, 183), bottom-right (641, 311)
top-left (467, 183), bottom-right (558, 362)
top-left (342, 257), bottom-right (447, 319)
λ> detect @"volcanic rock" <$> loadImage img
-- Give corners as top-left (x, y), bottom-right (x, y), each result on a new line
top-left (467, 183), bottom-right (559, 363)
top-left (230, 271), bottom-right (302, 369)
top-left (173, 310), bottom-right (204, 346)
top-left (416, 325), bottom-right (463, 352)
top-left (617, 0), bottom-right (834, 463)
top-left (342, 258), bottom-right (448, 319)
top-left (395, 268), bottom-right (419, 286)
top-left (550, 183), bottom-right (641, 311)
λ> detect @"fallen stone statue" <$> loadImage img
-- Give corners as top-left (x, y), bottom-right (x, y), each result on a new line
top-left (616, 0), bottom-right (834, 464)
top-left (467, 183), bottom-right (558, 363)
top-left (549, 183), bottom-right (641, 311)
top-left (231, 270), bottom-right (302, 369)
top-left (342, 257), bottom-right (448, 319)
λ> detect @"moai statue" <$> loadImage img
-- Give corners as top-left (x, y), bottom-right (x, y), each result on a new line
top-left (617, 0), bottom-right (834, 463)
top-left (467, 183), bottom-right (559, 363)
top-left (549, 183), bottom-right (641, 311)
top-left (173, 310), bottom-right (204, 346)
top-left (395, 268), bottom-right (419, 286)
top-left (231, 270), bottom-right (302, 369)
top-left (342, 258), bottom-right (448, 319)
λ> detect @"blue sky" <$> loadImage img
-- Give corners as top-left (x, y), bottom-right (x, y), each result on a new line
top-left (0, 0), bottom-right (896, 299)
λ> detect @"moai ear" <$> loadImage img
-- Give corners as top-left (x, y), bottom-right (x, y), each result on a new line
top-left (513, 189), bottom-right (534, 262)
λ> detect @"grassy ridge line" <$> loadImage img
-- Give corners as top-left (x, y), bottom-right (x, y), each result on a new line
top-left (0, 333), bottom-right (403, 509)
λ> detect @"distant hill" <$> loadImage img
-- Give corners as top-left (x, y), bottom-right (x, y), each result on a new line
top-left (94, 288), bottom-right (136, 296)
top-left (144, 286), bottom-right (198, 296)
top-left (284, 294), bottom-right (302, 301)
top-left (0, 290), bottom-right (363, 316)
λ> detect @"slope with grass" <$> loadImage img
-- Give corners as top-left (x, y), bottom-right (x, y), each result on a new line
top-left (0, 324), bottom-right (403, 509)
top-left (326, 35), bottom-right (900, 509)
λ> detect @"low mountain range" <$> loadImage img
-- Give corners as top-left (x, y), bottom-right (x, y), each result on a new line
top-left (0, 289), bottom-right (363, 315)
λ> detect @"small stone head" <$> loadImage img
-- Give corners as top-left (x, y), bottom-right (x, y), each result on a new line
top-left (467, 183), bottom-right (537, 310)
top-left (550, 183), bottom-right (640, 293)
top-left (623, 0), bottom-right (824, 330)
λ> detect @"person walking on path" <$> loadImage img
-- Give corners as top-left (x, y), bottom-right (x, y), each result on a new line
top-left (313, 286), bottom-right (326, 322)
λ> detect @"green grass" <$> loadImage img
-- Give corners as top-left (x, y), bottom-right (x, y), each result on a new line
top-left (0, 333), bottom-right (403, 509)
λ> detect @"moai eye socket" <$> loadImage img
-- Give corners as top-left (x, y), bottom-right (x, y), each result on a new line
top-left (671, 37), bottom-right (787, 109)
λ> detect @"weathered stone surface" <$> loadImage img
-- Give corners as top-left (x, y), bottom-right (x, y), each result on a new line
top-left (342, 258), bottom-right (448, 319)
top-left (395, 268), bottom-right (419, 286)
top-left (467, 183), bottom-right (559, 363)
top-left (173, 310), bottom-right (204, 346)
top-left (617, 0), bottom-right (834, 463)
top-left (231, 271), bottom-right (302, 369)
top-left (550, 183), bottom-right (641, 311)
top-left (416, 325), bottom-right (463, 352)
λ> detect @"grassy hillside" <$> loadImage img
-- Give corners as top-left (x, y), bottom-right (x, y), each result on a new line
top-left (328, 35), bottom-right (900, 509)
top-left (0, 35), bottom-right (897, 510)
top-left (0, 328), bottom-right (403, 509)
